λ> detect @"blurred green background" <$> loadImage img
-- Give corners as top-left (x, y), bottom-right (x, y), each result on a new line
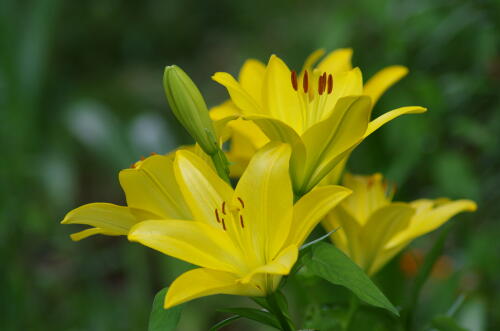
top-left (1, 0), bottom-right (499, 330)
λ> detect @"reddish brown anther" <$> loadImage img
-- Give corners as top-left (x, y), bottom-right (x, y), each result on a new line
top-left (303, 70), bottom-right (309, 93)
top-left (150, 152), bottom-right (158, 156)
top-left (222, 201), bottom-right (226, 215)
top-left (237, 197), bottom-right (245, 208)
top-left (130, 163), bottom-right (136, 169)
top-left (221, 218), bottom-right (227, 231)
top-left (215, 208), bottom-right (221, 223)
top-left (318, 76), bottom-right (324, 95)
top-left (327, 74), bottom-right (333, 94)
top-left (240, 215), bottom-right (245, 228)
top-left (140, 156), bottom-right (145, 161)
top-left (291, 70), bottom-right (298, 91)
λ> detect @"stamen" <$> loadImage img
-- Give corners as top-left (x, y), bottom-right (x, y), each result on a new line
top-left (130, 163), bottom-right (136, 169)
top-left (150, 152), bottom-right (158, 156)
top-left (222, 201), bottom-right (226, 215)
top-left (221, 218), bottom-right (226, 231)
top-left (303, 70), bottom-right (309, 93)
top-left (291, 71), bottom-right (298, 91)
top-left (318, 73), bottom-right (326, 95)
top-left (237, 197), bottom-right (245, 208)
top-left (140, 156), bottom-right (145, 161)
top-left (240, 215), bottom-right (244, 228)
top-left (215, 208), bottom-right (221, 223)
top-left (327, 74), bottom-right (333, 94)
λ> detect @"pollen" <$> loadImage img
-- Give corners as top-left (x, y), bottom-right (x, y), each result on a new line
top-left (327, 74), bottom-right (333, 94)
top-left (215, 208), bottom-right (221, 223)
top-left (221, 218), bottom-right (227, 231)
top-left (303, 70), bottom-right (309, 93)
top-left (291, 71), bottom-right (298, 91)
top-left (237, 197), bottom-right (245, 208)
top-left (240, 215), bottom-right (245, 228)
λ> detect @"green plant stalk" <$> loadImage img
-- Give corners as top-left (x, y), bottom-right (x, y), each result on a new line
top-left (265, 292), bottom-right (293, 331)
top-left (210, 148), bottom-right (231, 184)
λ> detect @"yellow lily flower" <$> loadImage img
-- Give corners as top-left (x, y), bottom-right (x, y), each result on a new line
top-left (61, 153), bottom-right (192, 241)
top-left (322, 173), bottom-right (477, 276)
top-left (211, 49), bottom-right (426, 194)
top-left (128, 143), bottom-right (351, 308)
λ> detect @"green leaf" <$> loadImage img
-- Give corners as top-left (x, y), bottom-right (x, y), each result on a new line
top-left (303, 242), bottom-right (398, 315)
top-left (432, 315), bottom-right (470, 331)
top-left (209, 315), bottom-right (241, 331)
top-left (218, 307), bottom-right (281, 329)
top-left (148, 287), bottom-right (184, 331)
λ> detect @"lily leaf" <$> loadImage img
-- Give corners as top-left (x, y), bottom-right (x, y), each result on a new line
top-left (303, 242), bottom-right (398, 315)
top-left (148, 287), bottom-right (184, 331)
top-left (218, 307), bottom-right (281, 329)
top-left (209, 315), bottom-right (241, 331)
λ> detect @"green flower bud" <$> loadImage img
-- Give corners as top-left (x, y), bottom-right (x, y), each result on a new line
top-left (163, 65), bottom-right (218, 155)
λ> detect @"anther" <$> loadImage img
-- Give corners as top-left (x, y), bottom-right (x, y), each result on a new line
top-left (221, 218), bottom-right (227, 231)
top-left (327, 74), bottom-right (333, 94)
top-left (303, 70), bottom-right (309, 93)
top-left (222, 201), bottom-right (226, 215)
top-left (240, 215), bottom-right (245, 228)
top-left (215, 208), bottom-right (221, 223)
top-left (237, 197), bottom-right (245, 208)
top-left (140, 156), bottom-right (145, 161)
top-left (150, 152), bottom-right (158, 156)
top-left (318, 74), bottom-right (325, 95)
top-left (291, 71), bottom-right (298, 91)
top-left (130, 163), bottom-right (136, 169)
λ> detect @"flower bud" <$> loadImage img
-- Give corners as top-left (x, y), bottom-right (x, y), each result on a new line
top-left (163, 65), bottom-right (218, 155)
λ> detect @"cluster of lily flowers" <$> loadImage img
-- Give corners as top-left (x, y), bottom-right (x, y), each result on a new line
top-left (62, 49), bottom-right (476, 322)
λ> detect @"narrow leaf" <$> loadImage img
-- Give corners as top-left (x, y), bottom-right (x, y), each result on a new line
top-left (209, 315), bottom-right (241, 331)
top-left (303, 242), bottom-right (398, 315)
top-left (148, 287), bottom-right (184, 331)
top-left (218, 307), bottom-right (281, 329)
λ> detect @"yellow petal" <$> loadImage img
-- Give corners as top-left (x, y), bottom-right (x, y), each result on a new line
top-left (300, 95), bottom-right (371, 193)
top-left (341, 173), bottom-right (390, 224)
top-left (363, 65), bottom-right (408, 106)
top-left (261, 55), bottom-right (303, 131)
top-left (128, 220), bottom-right (242, 273)
top-left (61, 203), bottom-right (139, 239)
top-left (70, 227), bottom-right (119, 241)
top-left (235, 142), bottom-right (293, 260)
top-left (360, 203), bottom-right (414, 274)
top-left (209, 100), bottom-right (240, 120)
top-left (323, 205), bottom-right (363, 264)
top-left (287, 185), bottom-right (352, 247)
top-left (174, 149), bottom-right (234, 227)
top-left (364, 106), bottom-right (427, 138)
top-left (244, 114), bottom-right (307, 189)
top-left (239, 59), bottom-right (266, 103)
top-left (212, 72), bottom-right (263, 114)
top-left (316, 48), bottom-right (353, 74)
top-left (239, 245), bottom-right (298, 284)
top-left (301, 49), bottom-right (326, 73)
top-left (165, 268), bottom-right (263, 308)
top-left (119, 155), bottom-right (192, 220)
top-left (389, 199), bottom-right (477, 247)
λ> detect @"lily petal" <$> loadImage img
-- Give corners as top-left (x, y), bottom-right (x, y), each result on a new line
top-left (316, 48), bottom-right (353, 74)
top-left (364, 106), bottom-right (427, 138)
top-left (128, 220), bottom-right (242, 273)
top-left (239, 59), bottom-right (266, 103)
top-left (165, 268), bottom-right (263, 308)
top-left (244, 114), bottom-right (307, 186)
top-left (212, 72), bottom-right (263, 114)
top-left (174, 150), bottom-right (233, 227)
top-left (239, 245), bottom-right (298, 284)
top-left (363, 65), bottom-right (408, 106)
top-left (389, 199), bottom-right (477, 247)
top-left (119, 155), bottom-right (192, 220)
top-left (262, 55), bottom-right (302, 130)
top-left (287, 185), bottom-right (352, 247)
top-left (235, 142), bottom-right (293, 260)
top-left (61, 203), bottom-right (139, 239)
top-left (301, 49), bottom-right (326, 73)
top-left (300, 95), bottom-right (371, 193)
top-left (360, 203), bottom-right (414, 274)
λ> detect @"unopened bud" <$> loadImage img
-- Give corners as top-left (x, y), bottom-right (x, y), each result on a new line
top-left (163, 65), bottom-right (218, 155)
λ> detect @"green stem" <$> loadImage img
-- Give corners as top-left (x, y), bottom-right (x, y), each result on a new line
top-left (343, 295), bottom-right (359, 331)
top-left (266, 292), bottom-right (293, 331)
top-left (210, 149), bottom-right (231, 184)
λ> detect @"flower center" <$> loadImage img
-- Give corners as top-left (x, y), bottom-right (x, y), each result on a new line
top-left (214, 197), bottom-right (246, 231)
top-left (290, 69), bottom-right (335, 130)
